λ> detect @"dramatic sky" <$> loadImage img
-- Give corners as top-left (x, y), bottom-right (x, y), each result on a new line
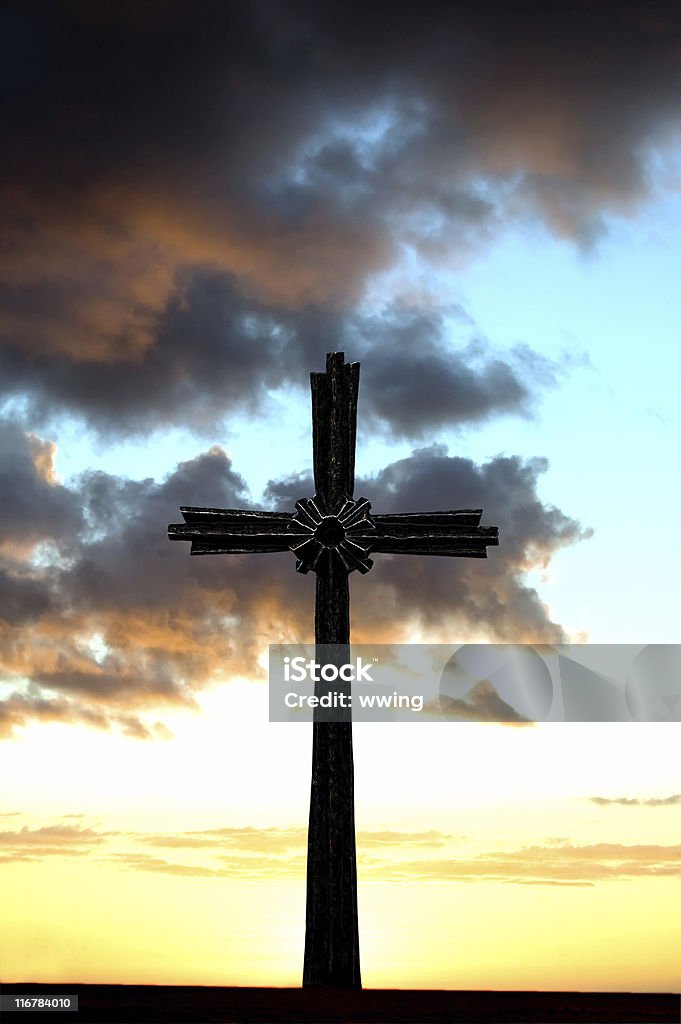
top-left (1, 0), bottom-right (680, 991)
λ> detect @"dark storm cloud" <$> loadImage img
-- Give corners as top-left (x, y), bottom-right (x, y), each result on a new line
top-left (348, 445), bottom-right (590, 643)
top-left (0, 571), bottom-right (52, 625)
top-left (1, 1), bottom-right (679, 435)
top-left (348, 308), bottom-right (560, 438)
top-left (0, 271), bottom-right (300, 435)
top-left (0, 422), bottom-right (314, 735)
top-left (0, 420), bottom-right (82, 546)
top-left (0, 269), bottom-right (557, 438)
top-left (6, 1), bottom-right (680, 223)
top-left (0, 420), bottom-right (79, 625)
top-left (263, 473), bottom-right (314, 511)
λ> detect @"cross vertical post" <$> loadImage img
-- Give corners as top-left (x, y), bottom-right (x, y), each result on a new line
top-left (168, 350), bottom-right (499, 993)
top-left (304, 352), bottom-right (361, 988)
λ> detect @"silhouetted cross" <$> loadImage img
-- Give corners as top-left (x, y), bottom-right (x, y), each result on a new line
top-left (168, 352), bottom-right (499, 989)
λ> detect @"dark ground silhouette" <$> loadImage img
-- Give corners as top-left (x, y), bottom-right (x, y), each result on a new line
top-left (1, 984), bottom-right (677, 1023)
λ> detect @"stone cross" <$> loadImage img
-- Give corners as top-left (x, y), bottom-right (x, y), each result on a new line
top-left (168, 352), bottom-right (499, 988)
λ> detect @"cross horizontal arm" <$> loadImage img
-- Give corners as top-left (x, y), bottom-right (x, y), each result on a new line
top-left (370, 510), bottom-right (499, 558)
top-left (168, 506), bottom-right (309, 555)
top-left (178, 507), bottom-right (292, 524)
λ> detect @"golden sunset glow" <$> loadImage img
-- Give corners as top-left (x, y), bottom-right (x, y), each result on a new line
top-left (2, 705), bottom-right (680, 989)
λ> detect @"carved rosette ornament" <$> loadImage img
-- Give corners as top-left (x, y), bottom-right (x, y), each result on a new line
top-left (288, 495), bottom-right (375, 575)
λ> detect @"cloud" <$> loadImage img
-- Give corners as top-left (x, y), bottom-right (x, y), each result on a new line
top-left (0, 270), bottom-right (303, 436)
top-left (107, 854), bottom-right (236, 880)
top-left (138, 826), bottom-right (308, 853)
top-left (7, 3), bottom-right (681, 246)
top-left (0, 423), bottom-right (314, 735)
top-left (0, 420), bottom-right (82, 552)
top-left (135, 825), bottom-right (459, 854)
top-left (356, 829), bottom-right (459, 847)
top-left (347, 445), bottom-right (590, 644)
top-left (588, 794), bottom-right (681, 807)
top-left (105, 838), bottom-right (681, 885)
top-left (0, 414), bottom-right (589, 735)
top-left (424, 681), bottom-right (533, 724)
top-left (0, 822), bottom-right (107, 861)
top-left (359, 840), bottom-right (681, 885)
top-left (0, 691), bottom-right (172, 741)
top-left (0, 272), bottom-right (559, 440)
top-left (4, 816), bottom-right (679, 889)
top-left (347, 309), bottom-right (561, 440)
